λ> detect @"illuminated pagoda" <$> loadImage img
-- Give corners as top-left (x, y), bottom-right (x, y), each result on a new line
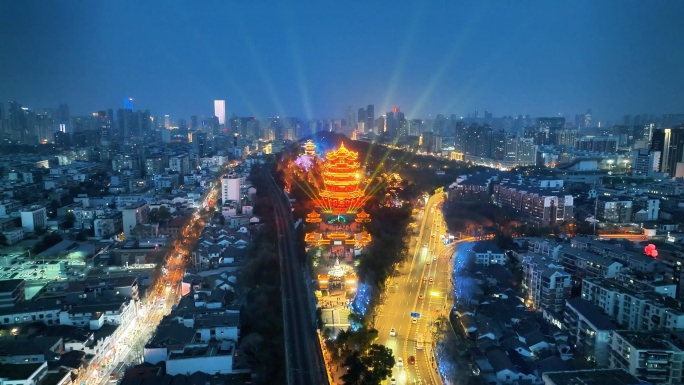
top-left (318, 142), bottom-right (365, 214)
top-left (304, 140), bottom-right (316, 156)
top-left (305, 142), bottom-right (372, 259)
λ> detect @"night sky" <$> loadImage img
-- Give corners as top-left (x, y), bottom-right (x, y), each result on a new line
top-left (2, 1), bottom-right (683, 121)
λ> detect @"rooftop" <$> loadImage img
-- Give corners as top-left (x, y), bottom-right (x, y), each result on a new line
top-left (615, 331), bottom-right (684, 351)
top-left (565, 297), bottom-right (616, 331)
top-left (0, 362), bottom-right (44, 380)
top-left (0, 279), bottom-right (24, 293)
top-left (472, 242), bottom-right (502, 254)
top-left (543, 368), bottom-right (646, 385)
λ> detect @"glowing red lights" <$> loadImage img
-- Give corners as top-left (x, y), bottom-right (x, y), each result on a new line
top-left (644, 244), bottom-right (658, 258)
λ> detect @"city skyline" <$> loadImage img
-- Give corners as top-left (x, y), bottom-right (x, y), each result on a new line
top-left (2, 1), bottom-right (684, 121)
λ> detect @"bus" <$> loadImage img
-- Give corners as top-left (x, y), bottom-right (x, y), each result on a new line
top-left (416, 333), bottom-right (424, 350)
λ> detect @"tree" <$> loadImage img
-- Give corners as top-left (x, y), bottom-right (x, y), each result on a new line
top-left (340, 351), bottom-right (366, 385)
top-left (362, 344), bottom-right (394, 383)
top-left (150, 206), bottom-right (173, 224)
top-left (76, 229), bottom-right (90, 241)
top-left (63, 212), bottom-right (76, 229)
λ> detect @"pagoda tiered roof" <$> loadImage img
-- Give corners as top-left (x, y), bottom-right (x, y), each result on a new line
top-left (355, 209), bottom-right (371, 222)
top-left (305, 209), bottom-right (322, 223)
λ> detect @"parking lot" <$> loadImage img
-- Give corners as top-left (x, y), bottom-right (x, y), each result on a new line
top-left (0, 259), bottom-right (83, 283)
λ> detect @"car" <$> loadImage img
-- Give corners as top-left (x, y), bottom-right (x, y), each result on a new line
top-left (412, 318), bottom-right (417, 324)
top-left (418, 294), bottom-right (423, 300)
top-left (396, 357), bottom-right (404, 367)
top-left (433, 256), bottom-right (437, 261)
top-left (409, 356), bottom-right (415, 365)
top-left (390, 379), bottom-right (397, 385)
top-left (429, 277), bottom-right (434, 284)
top-left (426, 260), bottom-right (431, 265)
top-left (390, 328), bottom-right (397, 337)
top-left (423, 243), bottom-right (427, 247)
top-left (423, 277), bottom-right (427, 282)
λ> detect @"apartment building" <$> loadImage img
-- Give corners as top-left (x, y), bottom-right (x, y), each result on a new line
top-left (494, 181), bottom-right (574, 227)
top-left (168, 154), bottom-right (190, 176)
top-left (521, 253), bottom-right (571, 312)
top-left (0, 279), bottom-right (25, 308)
top-left (19, 205), bottom-right (46, 232)
top-left (610, 331), bottom-right (684, 385)
top-left (59, 298), bottom-right (137, 330)
top-left (582, 277), bottom-right (684, 331)
top-left (93, 211), bottom-right (123, 239)
top-left (572, 237), bottom-right (665, 274)
top-left (563, 297), bottom-right (616, 367)
top-left (120, 200), bottom-right (149, 237)
top-left (561, 247), bottom-right (623, 285)
top-left (0, 199), bottom-right (21, 217)
top-left (471, 242), bottom-right (506, 266)
top-left (596, 197), bottom-right (633, 223)
top-left (616, 272), bottom-right (677, 298)
top-left (526, 238), bottom-right (563, 261)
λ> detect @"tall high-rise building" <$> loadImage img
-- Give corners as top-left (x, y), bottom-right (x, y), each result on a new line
top-left (190, 116), bottom-right (198, 129)
top-left (654, 127), bottom-right (684, 176)
top-left (464, 124), bottom-right (492, 157)
top-left (123, 98), bottom-right (133, 110)
top-left (385, 108), bottom-right (406, 138)
top-left (490, 129), bottom-right (506, 160)
top-left (433, 114), bottom-right (446, 136)
top-left (214, 100), bottom-right (226, 125)
top-left (347, 106), bottom-right (355, 130)
top-left (365, 104), bottom-right (374, 133)
top-left (358, 108), bottom-right (366, 125)
top-left (194, 132), bottom-right (207, 158)
top-left (0, 103), bottom-right (5, 135)
top-left (631, 149), bottom-right (661, 177)
top-left (221, 175), bottom-right (242, 207)
top-left (164, 115), bottom-right (170, 129)
top-left (8, 101), bottom-right (25, 141)
top-left (534, 117), bottom-right (566, 145)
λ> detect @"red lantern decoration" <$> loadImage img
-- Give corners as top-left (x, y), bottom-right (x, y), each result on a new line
top-left (644, 244), bottom-right (658, 258)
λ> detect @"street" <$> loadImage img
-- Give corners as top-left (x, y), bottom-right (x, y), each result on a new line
top-left (375, 193), bottom-right (452, 385)
top-left (76, 185), bottom-right (219, 385)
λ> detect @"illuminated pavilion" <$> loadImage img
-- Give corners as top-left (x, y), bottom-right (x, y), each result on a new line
top-left (318, 142), bottom-right (365, 214)
top-left (305, 142), bottom-right (371, 257)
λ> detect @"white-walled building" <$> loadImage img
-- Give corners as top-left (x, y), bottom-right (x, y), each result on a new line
top-left (166, 342), bottom-right (235, 375)
top-left (521, 253), bottom-right (571, 312)
top-left (221, 176), bottom-right (242, 205)
top-left (581, 277), bottom-right (684, 331)
top-left (563, 297), bottom-right (616, 367)
top-left (610, 331), bottom-right (684, 385)
top-left (471, 242), bottom-right (506, 266)
top-left (120, 201), bottom-right (149, 237)
top-left (19, 206), bottom-right (46, 232)
top-left (59, 298), bottom-right (137, 330)
top-left (1, 228), bottom-right (25, 245)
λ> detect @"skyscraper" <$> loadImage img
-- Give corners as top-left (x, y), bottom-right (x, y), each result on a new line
top-left (123, 98), bottom-right (133, 110)
top-left (194, 132), bottom-right (207, 158)
top-left (214, 100), bottom-right (226, 125)
top-left (366, 104), bottom-right (374, 133)
top-left (656, 127), bottom-right (684, 176)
